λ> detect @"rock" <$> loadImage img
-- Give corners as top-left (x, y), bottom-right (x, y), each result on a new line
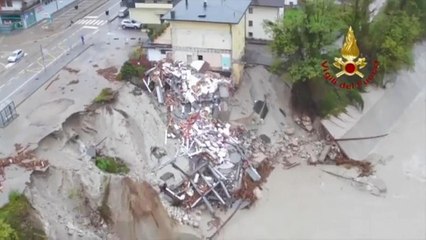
top-left (253, 187), bottom-right (262, 199)
top-left (308, 154), bottom-right (318, 165)
top-left (151, 146), bottom-right (167, 159)
top-left (193, 221), bottom-right (200, 228)
top-left (252, 152), bottom-right (267, 167)
top-left (294, 116), bottom-right (301, 124)
top-left (328, 151), bottom-right (337, 160)
top-left (318, 145), bottom-right (331, 163)
top-left (284, 127), bottom-right (295, 135)
top-left (259, 134), bottom-right (271, 144)
top-left (289, 138), bottom-right (298, 146)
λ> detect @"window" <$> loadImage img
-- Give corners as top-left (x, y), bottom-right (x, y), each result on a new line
top-left (248, 32), bottom-right (253, 37)
top-left (197, 55), bottom-right (203, 61)
top-left (248, 20), bottom-right (253, 27)
top-left (6, 0), bottom-right (13, 7)
top-left (248, 7), bottom-right (253, 14)
top-left (160, 49), bottom-right (166, 54)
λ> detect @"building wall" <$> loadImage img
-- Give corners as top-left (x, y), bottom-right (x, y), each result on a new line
top-left (130, 3), bottom-right (172, 25)
top-left (231, 15), bottom-right (246, 61)
top-left (147, 48), bottom-right (171, 61)
top-left (34, 0), bottom-right (75, 21)
top-left (173, 50), bottom-right (227, 68)
top-left (246, 6), bottom-right (279, 40)
top-left (171, 21), bottom-right (232, 50)
top-left (0, 0), bottom-right (22, 11)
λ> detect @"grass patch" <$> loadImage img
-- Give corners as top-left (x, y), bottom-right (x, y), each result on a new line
top-left (95, 156), bottom-right (129, 174)
top-left (0, 191), bottom-right (46, 240)
top-left (93, 88), bottom-right (116, 104)
top-left (97, 178), bottom-right (112, 224)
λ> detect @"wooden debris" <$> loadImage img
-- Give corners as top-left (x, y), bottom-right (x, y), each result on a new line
top-left (45, 75), bottom-right (60, 90)
top-left (0, 144), bottom-right (50, 191)
top-left (63, 67), bottom-right (80, 74)
top-left (96, 67), bottom-right (118, 81)
top-left (67, 79), bottom-right (79, 85)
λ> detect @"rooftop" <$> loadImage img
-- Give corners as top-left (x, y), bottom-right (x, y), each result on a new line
top-left (251, 0), bottom-right (284, 8)
top-left (162, 0), bottom-right (251, 24)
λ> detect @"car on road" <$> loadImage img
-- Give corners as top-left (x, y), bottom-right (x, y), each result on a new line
top-left (7, 49), bottom-right (24, 63)
top-left (121, 19), bottom-right (143, 29)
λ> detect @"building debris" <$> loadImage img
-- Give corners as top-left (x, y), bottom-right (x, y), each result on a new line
top-left (0, 144), bottom-right (50, 191)
top-left (294, 115), bottom-right (313, 132)
top-left (141, 59), bottom-right (282, 222)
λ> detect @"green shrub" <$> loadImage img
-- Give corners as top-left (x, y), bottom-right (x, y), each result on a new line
top-left (119, 61), bottom-right (138, 81)
top-left (318, 90), bottom-right (349, 117)
top-left (95, 156), bottom-right (129, 174)
top-left (94, 88), bottom-right (115, 104)
top-left (0, 219), bottom-right (18, 240)
top-left (346, 89), bottom-right (364, 110)
top-left (0, 192), bottom-right (46, 239)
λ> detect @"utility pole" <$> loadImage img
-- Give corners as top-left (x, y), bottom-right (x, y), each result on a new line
top-left (55, 0), bottom-right (59, 10)
top-left (40, 45), bottom-right (46, 72)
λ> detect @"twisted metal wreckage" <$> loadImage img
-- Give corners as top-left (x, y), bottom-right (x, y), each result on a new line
top-left (143, 60), bottom-right (272, 215)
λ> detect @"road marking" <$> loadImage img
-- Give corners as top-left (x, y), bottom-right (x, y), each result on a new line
top-left (1, 46), bottom-right (69, 103)
top-left (75, 18), bottom-right (107, 26)
top-left (85, 16), bottom-right (99, 19)
top-left (82, 26), bottom-right (99, 30)
top-left (5, 63), bottom-right (15, 68)
top-left (57, 45), bottom-right (67, 51)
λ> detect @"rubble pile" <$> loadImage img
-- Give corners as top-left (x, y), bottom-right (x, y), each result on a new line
top-left (143, 60), bottom-right (272, 220)
top-left (0, 144), bottom-right (49, 192)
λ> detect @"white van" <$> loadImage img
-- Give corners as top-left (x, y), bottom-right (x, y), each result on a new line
top-left (118, 7), bottom-right (129, 18)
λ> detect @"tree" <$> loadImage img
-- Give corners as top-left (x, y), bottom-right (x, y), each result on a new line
top-left (267, 0), bottom-right (364, 117)
top-left (369, 4), bottom-right (422, 84)
top-left (0, 219), bottom-right (18, 240)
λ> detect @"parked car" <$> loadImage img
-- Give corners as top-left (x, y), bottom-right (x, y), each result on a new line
top-left (118, 7), bottom-right (129, 18)
top-left (121, 19), bottom-right (143, 29)
top-left (7, 49), bottom-right (24, 63)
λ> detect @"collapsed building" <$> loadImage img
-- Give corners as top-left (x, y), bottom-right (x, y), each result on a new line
top-left (142, 60), bottom-right (270, 218)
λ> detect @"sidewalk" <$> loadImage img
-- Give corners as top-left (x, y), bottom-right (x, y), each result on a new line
top-left (0, 0), bottom-right (109, 48)
top-left (322, 41), bottom-right (426, 160)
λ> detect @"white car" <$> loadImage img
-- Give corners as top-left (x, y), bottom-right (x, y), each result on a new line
top-left (121, 19), bottom-right (142, 29)
top-left (7, 49), bottom-right (24, 63)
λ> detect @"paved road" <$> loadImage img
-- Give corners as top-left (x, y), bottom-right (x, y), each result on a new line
top-left (0, 0), bottom-right (145, 105)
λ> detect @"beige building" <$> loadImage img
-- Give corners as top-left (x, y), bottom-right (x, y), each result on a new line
top-left (161, 0), bottom-right (251, 83)
top-left (128, 0), bottom-right (173, 25)
top-left (246, 0), bottom-right (284, 41)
